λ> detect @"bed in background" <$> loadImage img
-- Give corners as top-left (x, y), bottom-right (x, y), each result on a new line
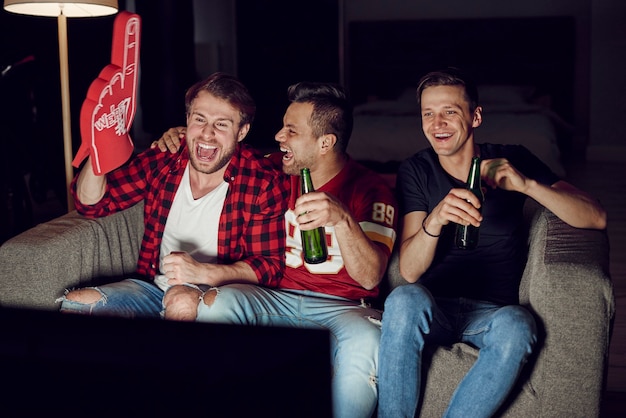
top-left (345, 17), bottom-right (576, 179)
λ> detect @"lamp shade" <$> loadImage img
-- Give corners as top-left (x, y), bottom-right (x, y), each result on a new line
top-left (4, 0), bottom-right (118, 17)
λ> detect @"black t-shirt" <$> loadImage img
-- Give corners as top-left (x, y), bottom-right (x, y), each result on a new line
top-left (397, 143), bottom-right (560, 305)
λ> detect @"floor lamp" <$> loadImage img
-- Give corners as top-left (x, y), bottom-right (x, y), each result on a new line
top-left (3, 0), bottom-right (118, 211)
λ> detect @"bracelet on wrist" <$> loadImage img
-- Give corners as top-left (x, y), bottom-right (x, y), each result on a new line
top-left (422, 217), bottom-right (440, 238)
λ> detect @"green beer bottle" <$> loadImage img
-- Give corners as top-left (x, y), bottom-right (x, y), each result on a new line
top-left (455, 156), bottom-right (484, 250)
top-left (300, 168), bottom-right (328, 264)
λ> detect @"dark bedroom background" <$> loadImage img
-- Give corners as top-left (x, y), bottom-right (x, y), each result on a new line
top-left (0, 0), bottom-right (337, 226)
top-left (1, 0), bottom-right (624, 242)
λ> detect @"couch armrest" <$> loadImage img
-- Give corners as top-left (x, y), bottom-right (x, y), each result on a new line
top-left (518, 206), bottom-right (614, 417)
top-left (0, 203), bottom-right (144, 311)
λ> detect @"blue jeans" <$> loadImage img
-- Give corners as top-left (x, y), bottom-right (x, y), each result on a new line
top-left (58, 278), bottom-right (164, 318)
top-left (378, 284), bottom-right (536, 418)
top-left (197, 283), bottom-right (382, 418)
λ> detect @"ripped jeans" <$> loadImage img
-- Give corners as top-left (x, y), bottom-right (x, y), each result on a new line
top-left (57, 278), bottom-right (164, 318)
top-left (197, 284), bottom-right (382, 418)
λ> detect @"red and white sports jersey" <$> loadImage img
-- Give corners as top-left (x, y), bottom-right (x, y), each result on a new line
top-left (281, 158), bottom-right (397, 300)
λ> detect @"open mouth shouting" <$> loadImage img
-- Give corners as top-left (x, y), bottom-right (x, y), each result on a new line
top-left (280, 146), bottom-right (294, 163)
top-left (196, 142), bottom-right (219, 163)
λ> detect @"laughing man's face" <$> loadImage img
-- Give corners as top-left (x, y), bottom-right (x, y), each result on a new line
top-left (420, 85), bottom-right (481, 158)
top-left (186, 90), bottom-right (248, 175)
top-left (275, 101), bottom-right (319, 176)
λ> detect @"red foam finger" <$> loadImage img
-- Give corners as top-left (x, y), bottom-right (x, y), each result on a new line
top-left (73, 11), bottom-right (141, 175)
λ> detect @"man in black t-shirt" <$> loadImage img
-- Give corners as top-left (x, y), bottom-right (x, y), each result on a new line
top-left (377, 68), bottom-right (607, 418)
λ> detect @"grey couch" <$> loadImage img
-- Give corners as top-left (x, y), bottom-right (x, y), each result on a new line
top-left (0, 201), bottom-right (615, 417)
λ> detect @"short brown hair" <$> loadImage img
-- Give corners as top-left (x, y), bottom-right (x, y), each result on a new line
top-left (417, 68), bottom-right (479, 113)
top-left (185, 72), bottom-right (256, 127)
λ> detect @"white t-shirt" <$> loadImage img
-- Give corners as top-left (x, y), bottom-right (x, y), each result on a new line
top-left (154, 164), bottom-right (229, 291)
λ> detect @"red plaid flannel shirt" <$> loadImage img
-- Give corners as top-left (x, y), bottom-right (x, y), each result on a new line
top-left (72, 141), bottom-right (289, 287)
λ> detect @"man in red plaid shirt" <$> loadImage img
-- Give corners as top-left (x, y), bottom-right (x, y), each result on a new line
top-left (58, 73), bottom-right (289, 319)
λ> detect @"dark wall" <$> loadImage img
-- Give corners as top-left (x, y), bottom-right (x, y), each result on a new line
top-left (135, 0), bottom-right (196, 139)
top-left (235, 0), bottom-right (340, 151)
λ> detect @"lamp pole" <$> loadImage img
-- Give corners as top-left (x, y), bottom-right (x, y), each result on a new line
top-left (57, 10), bottom-right (74, 210)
